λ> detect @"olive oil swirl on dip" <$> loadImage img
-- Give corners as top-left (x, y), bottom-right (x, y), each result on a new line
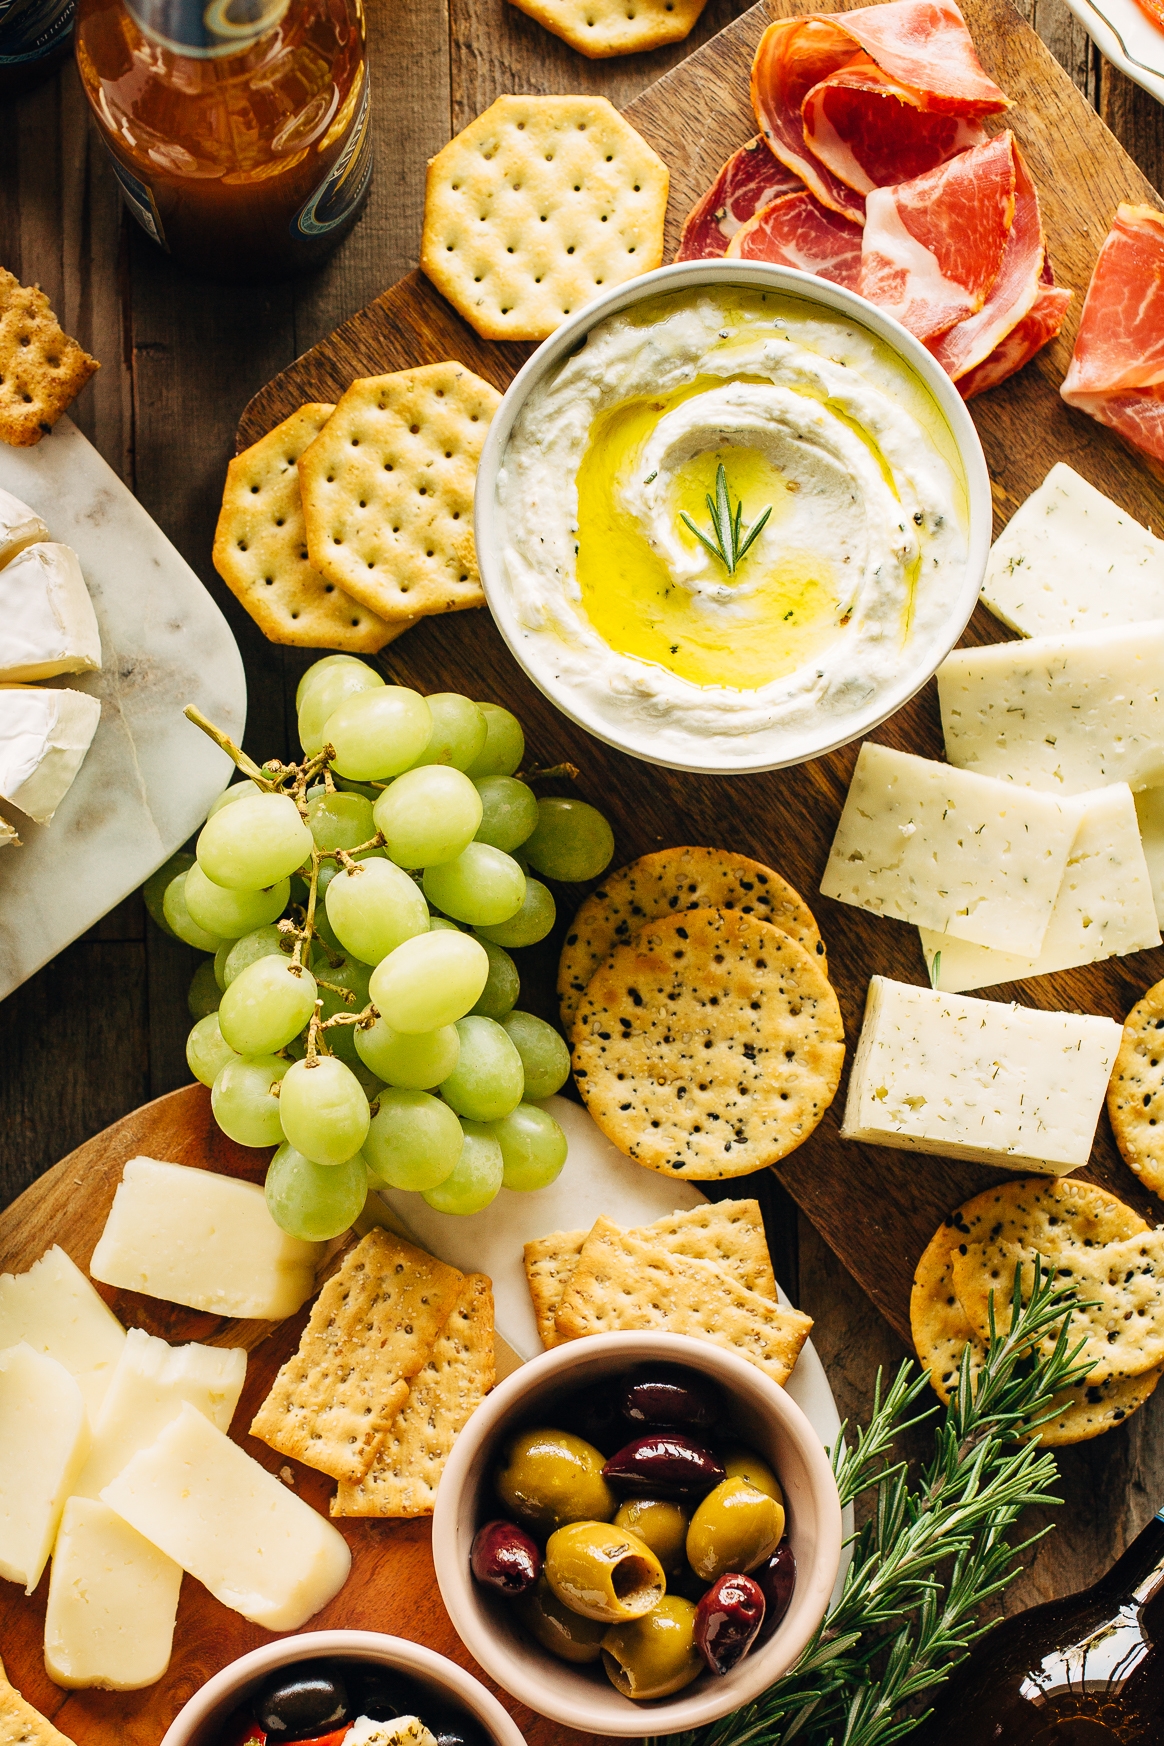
top-left (496, 287), bottom-right (969, 766)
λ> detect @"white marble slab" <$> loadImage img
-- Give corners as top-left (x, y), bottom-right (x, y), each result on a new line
top-left (0, 418), bottom-right (247, 999)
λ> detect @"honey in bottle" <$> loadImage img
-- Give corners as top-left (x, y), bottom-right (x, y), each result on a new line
top-left (73, 0), bottom-right (372, 281)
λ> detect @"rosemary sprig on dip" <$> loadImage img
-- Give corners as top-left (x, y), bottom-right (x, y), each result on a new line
top-left (680, 462), bottom-right (772, 575)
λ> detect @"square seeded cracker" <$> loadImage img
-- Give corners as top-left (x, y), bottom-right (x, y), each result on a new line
top-left (250, 1228), bottom-right (463, 1483)
top-left (0, 269), bottom-right (98, 447)
top-left (523, 1229), bottom-right (588, 1349)
top-left (0, 1656), bottom-right (71, 1746)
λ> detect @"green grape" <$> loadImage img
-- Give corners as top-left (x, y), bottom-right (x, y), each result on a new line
top-left (466, 704), bottom-right (525, 779)
top-left (219, 956), bottom-right (318, 1055)
top-left (363, 1088), bottom-right (464, 1191)
top-left (213, 942), bottom-right (231, 991)
top-left (475, 877), bottom-right (555, 948)
top-left (522, 797), bottom-right (615, 884)
top-left (307, 790), bottom-right (377, 853)
top-left (265, 1143), bottom-right (368, 1242)
top-left (500, 1010), bottom-right (571, 1099)
top-left (184, 862), bottom-right (290, 940)
top-left (143, 851), bottom-right (193, 937)
top-left (325, 858), bottom-right (429, 964)
top-left (223, 924), bottom-right (287, 988)
top-left (279, 1055), bottom-right (370, 1165)
top-left (315, 846), bottom-right (383, 909)
top-left (355, 1016), bottom-right (460, 1089)
top-left (316, 953), bottom-right (371, 1066)
top-left (211, 1054), bottom-right (290, 1148)
top-left (197, 793), bottom-right (313, 892)
top-left (187, 959), bottom-right (222, 1021)
top-left (423, 843), bottom-right (525, 927)
top-left (421, 1120), bottom-right (504, 1215)
top-left (298, 659), bottom-right (384, 756)
top-left (186, 1013), bottom-right (238, 1087)
top-left (490, 1103), bottom-right (568, 1192)
top-left (332, 775), bottom-right (382, 802)
top-left (470, 939), bottom-right (520, 1019)
top-left (296, 653), bottom-right (369, 713)
top-left (373, 766), bottom-right (483, 869)
top-left (369, 931), bottom-right (489, 1033)
top-left (473, 776), bottom-right (538, 852)
top-left (207, 780), bottom-right (261, 819)
top-left (348, 1057), bottom-right (384, 1101)
top-left (163, 871), bottom-right (228, 953)
top-left (439, 1015), bottom-right (525, 1122)
top-left (325, 687), bottom-right (432, 782)
top-left (429, 916), bottom-right (462, 933)
top-left (409, 693), bottom-right (488, 772)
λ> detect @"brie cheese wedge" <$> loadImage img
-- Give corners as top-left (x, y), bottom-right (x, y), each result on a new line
top-left (0, 685), bottom-right (101, 823)
top-left (0, 486), bottom-right (48, 568)
top-left (0, 542), bottom-right (102, 682)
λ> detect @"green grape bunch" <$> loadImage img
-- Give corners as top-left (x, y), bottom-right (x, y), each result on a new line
top-left (150, 656), bottom-right (614, 1245)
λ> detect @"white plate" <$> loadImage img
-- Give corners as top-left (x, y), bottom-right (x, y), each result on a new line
top-left (0, 418), bottom-right (246, 999)
top-left (1064, 0), bottom-right (1164, 106)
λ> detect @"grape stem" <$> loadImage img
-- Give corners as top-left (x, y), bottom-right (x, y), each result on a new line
top-left (519, 762), bottom-right (580, 782)
top-left (320, 1002), bottom-right (378, 1033)
top-left (183, 706), bottom-right (274, 789)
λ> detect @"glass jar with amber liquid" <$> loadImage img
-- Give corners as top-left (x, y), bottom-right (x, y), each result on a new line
top-left (74, 0), bottom-right (372, 281)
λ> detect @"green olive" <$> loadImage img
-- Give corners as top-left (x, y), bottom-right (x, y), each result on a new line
top-left (686, 1477), bottom-right (785, 1583)
top-left (602, 1596), bottom-right (703, 1700)
top-left (723, 1444), bottom-right (784, 1506)
top-left (545, 1520), bottom-right (666, 1622)
top-left (613, 1498), bottom-right (690, 1575)
top-left (496, 1428), bottom-right (616, 1534)
top-left (517, 1574), bottom-right (607, 1664)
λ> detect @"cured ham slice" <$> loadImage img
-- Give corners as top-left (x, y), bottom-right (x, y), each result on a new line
top-left (675, 138), bottom-right (805, 261)
top-left (751, 16), bottom-right (869, 222)
top-left (802, 58), bottom-right (986, 194)
top-left (833, 0), bottom-right (1009, 115)
top-left (726, 190), bottom-right (864, 289)
top-left (958, 284), bottom-right (1072, 398)
top-left (1061, 205), bottom-right (1164, 465)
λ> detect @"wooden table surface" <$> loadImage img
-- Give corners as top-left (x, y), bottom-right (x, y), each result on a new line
top-left (2, 0), bottom-right (1164, 1692)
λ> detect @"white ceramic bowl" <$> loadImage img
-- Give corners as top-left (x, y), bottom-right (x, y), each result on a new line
top-left (159, 1629), bottom-right (527, 1746)
top-left (431, 1331), bottom-right (843, 1737)
top-left (474, 258), bottom-right (992, 775)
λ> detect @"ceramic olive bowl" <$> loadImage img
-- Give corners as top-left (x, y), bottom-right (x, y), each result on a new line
top-left (159, 1629), bottom-right (527, 1746)
top-left (431, 1330), bottom-right (843, 1737)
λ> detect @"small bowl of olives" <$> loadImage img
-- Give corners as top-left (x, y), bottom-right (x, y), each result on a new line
top-left (431, 1332), bottom-right (842, 1737)
top-left (159, 1630), bottom-right (526, 1746)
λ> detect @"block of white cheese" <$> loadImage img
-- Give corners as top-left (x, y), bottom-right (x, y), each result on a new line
top-left (74, 1325), bottom-right (246, 1500)
top-left (0, 1343), bottom-right (90, 1592)
top-left (938, 622), bottom-right (1164, 795)
top-left (0, 1245), bottom-right (125, 1423)
top-left (89, 1157), bottom-right (323, 1319)
top-left (0, 486), bottom-right (48, 568)
top-left (919, 783), bottom-right (1162, 991)
top-left (0, 543), bottom-right (102, 683)
top-left (841, 976), bottom-right (1121, 1173)
top-left (1135, 786), bottom-right (1164, 927)
top-left (44, 1497), bottom-right (182, 1690)
top-left (981, 464), bottom-right (1164, 638)
top-left (819, 741), bottom-right (1076, 955)
top-left (0, 685), bottom-right (101, 823)
top-left (101, 1402), bottom-right (351, 1630)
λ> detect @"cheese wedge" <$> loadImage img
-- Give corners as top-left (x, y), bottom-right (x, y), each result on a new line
top-left (0, 486), bottom-right (48, 567)
top-left (0, 1343), bottom-right (90, 1592)
top-left (0, 817), bottom-right (17, 848)
top-left (0, 543), bottom-right (101, 682)
top-left (44, 1497), bottom-right (182, 1690)
top-left (101, 1402), bottom-right (351, 1630)
top-left (0, 685), bottom-right (101, 824)
top-left (0, 1245), bottom-right (125, 1423)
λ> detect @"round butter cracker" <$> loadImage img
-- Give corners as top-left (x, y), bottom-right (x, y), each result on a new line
top-left (1108, 975), bottom-right (1164, 1198)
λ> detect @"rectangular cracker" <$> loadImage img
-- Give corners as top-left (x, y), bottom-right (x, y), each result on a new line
top-left (250, 1228), bottom-right (463, 1483)
top-left (332, 1273), bottom-right (495, 1518)
top-left (523, 1229), bottom-right (588, 1349)
top-left (554, 1216), bottom-right (811, 1385)
top-left (0, 1656), bottom-right (72, 1746)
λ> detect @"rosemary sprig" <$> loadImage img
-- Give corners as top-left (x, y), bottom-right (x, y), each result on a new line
top-left (681, 463), bottom-right (772, 574)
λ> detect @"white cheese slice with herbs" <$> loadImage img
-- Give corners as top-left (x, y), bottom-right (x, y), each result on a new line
top-left (0, 543), bottom-right (102, 683)
top-left (0, 486), bottom-right (48, 568)
top-left (938, 621), bottom-right (1164, 794)
top-left (89, 1157), bottom-right (323, 1320)
top-left (841, 976), bottom-right (1120, 1173)
top-left (819, 741), bottom-right (1076, 956)
top-left (0, 1245), bottom-right (126, 1423)
top-left (919, 783), bottom-right (1161, 991)
top-left (0, 1342), bottom-right (90, 1592)
top-left (44, 1497), bottom-right (182, 1691)
top-left (981, 464), bottom-right (1164, 638)
top-left (101, 1401), bottom-right (351, 1630)
top-left (0, 684), bottom-right (101, 823)
top-left (1135, 786), bottom-right (1164, 926)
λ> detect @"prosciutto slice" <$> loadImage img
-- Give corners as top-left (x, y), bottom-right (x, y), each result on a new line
top-left (726, 190), bottom-right (864, 289)
top-left (1061, 205), bottom-right (1164, 465)
top-left (802, 58), bottom-right (986, 193)
top-left (958, 283), bottom-right (1072, 398)
top-left (751, 16), bottom-right (869, 222)
top-left (675, 138), bottom-right (805, 261)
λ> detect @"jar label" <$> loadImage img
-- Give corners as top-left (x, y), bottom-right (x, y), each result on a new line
top-left (124, 0), bottom-right (289, 59)
top-left (108, 156), bottom-right (167, 250)
top-left (293, 69), bottom-right (373, 238)
top-left (0, 0), bottom-right (74, 64)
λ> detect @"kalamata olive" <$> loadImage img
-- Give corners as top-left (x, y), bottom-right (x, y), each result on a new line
top-left (544, 1520), bottom-right (665, 1621)
top-left (347, 1665), bottom-right (427, 1721)
top-left (602, 1433), bottom-right (725, 1500)
top-left (556, 1382), bottom-right (624, 1454)
top-left (694, 1572), bottom-right (766, 1675)
top-left (686, 1478), bottom-right (785, 1582)
top-left (424, 1704), bottom-right (492, 1746)
top-left (755, 1542), bottom-right (797, 1641)
top-left (257, 1664), bottom-right (349, 1739)
top-left (601, 1596), bottom-right (703, 1699)
top-left (470, 1519), bottom-right (542, 1594)
top-left (620, 1366), bottom-right (723, 1433)
top-left (496, 1427), bottom-right (616, 1533)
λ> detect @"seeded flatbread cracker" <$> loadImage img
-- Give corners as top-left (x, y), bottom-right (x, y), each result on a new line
top-left (506, 0), bottom-right (708, 56)
top-left (1108, 977), bottom-right (1164, 1197)
top-left (0, 268), bottom-right (98, 447)
top-left (299, 361), bottom-right (498, 622)
top-left (559, 848), bottom-right (824, 1035)
top-left (572, 908), bottom-right (844, 1179)
top-left (420, 95), bottom-right (668, 343)
top-left (250, 1228), bottom-right (463, 1483)
top-left (524, 1229), bottom-right (588, 1350)
top-left (554, 1216), bottom-right (811, 1384)
top-left (333, 1272), bottom-right (495, 1518)
top-left (0, 1655), bottom-right (72, 1745)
